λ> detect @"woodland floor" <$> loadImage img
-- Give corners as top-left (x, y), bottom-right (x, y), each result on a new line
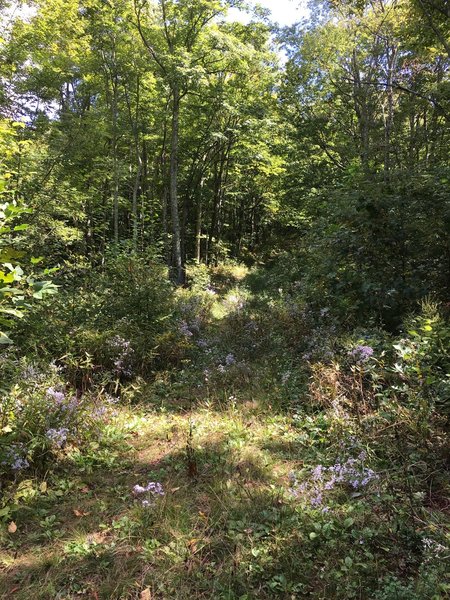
top-left (1, 398), bottom-right (308, 599)
top-left (1, 272), bottom-right (449, 600)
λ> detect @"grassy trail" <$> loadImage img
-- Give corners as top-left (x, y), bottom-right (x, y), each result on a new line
top-left (1, 396), bottom-right (307, 599)
top-left (1, 271), bottom-right (449, 599)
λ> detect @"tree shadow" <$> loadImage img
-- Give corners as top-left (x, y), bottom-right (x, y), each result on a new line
top-left (0, 438), bottom-right (279, 599)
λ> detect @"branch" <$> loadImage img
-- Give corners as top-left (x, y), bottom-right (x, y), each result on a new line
top-left (133, 0), bottom-right (167, 75)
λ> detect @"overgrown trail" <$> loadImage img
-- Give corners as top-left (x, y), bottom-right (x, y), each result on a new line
top-left (1, 268), bottom-right (449, 599)
top-left (0, 401), bottom-right (306, 599)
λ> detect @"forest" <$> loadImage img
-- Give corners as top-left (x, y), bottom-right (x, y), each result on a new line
top-left (0, 0), bottom-right (449, 598)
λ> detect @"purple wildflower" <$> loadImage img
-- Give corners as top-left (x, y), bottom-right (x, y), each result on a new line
top-left (11, 456), bottom-right (29, 471)
top-left (225, 353), bottom-right (236, 366)
top-left (289, 456), bottom-right (379, 503)
top-left (2, 444), bottom-right (29, 471)
top-left (311, 493), bottom-right (323, 507)
top-left (132, 481), bottom-right (164, 508)
top-left (312, 465), bottom-right (324, 480)
top-left (110, 336), bottom-right (134, 377)
top-left (46, 427), bottom-right (69, 448)
top-left (46, 387), bottom-right (65, 404)
top-left (93, 405), bottom-right (108, 419)
top-left (179, 321), bottom-right (193, 337)
top-left (349, 345), bottom-right (374, 363)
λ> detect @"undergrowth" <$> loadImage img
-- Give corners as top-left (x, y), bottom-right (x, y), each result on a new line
top-left (0, 262), bottom-right (449, 599)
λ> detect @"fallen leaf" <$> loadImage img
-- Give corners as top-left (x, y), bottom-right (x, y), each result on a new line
top-left (73, 509), bottom-right (90, 517)
top-left (80, 486), bottom-right (90, 494)
top-left (187, 538), bottom-right (199, 553)
top-left (140, 588), bottom-right (152, 600)
top-left (8, 521), bottom-right (17, 533)
top-left (40, 481), bottom-right (47, 493)
top-left (90, 532), bottom-right (106, 544)
top-left (171, 487), bottom-right (181, 493)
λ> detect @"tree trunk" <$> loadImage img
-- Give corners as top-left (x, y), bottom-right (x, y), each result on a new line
top-left (195, 176), bottom-right (204, 263)
top-left (169, 84), bottom-right (184, 284)
top-left (112, 77), bottom-right (119, 244)
top-left (383, 44), bottom-right (398, 182)
top-left (352, 50), bottom-right (370, 177)
top-left (132, 159), bottom-right (142, 251)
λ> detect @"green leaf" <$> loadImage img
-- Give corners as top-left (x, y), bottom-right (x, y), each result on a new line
top-left (0, 307), bottom-right (24, 318)
top-left (0, 271), bottom-right (15, 283)
top-left (32, 280), bottom-right (58, 299)
top-left (0, 331), bottom-right (13, 344)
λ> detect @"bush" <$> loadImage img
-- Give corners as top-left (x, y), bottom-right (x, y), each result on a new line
top-left (17, 250), bottom-right (177, 384)
top-left (0, 357), bottom-right (119, 485)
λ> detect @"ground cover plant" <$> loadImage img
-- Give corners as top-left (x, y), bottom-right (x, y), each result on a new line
top-left (1, 0), bottom-right (449, 598)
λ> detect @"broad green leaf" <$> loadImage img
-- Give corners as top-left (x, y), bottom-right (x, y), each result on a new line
top-left (0, 307), bottom-right (24, 318)
top-left (0, 331), bottom-right (13, 344)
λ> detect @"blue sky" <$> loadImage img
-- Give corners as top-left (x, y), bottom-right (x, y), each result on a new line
top-left (228, 0), bottom-right (309, 26)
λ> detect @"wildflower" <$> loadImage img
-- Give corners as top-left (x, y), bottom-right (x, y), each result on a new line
top-left (46, 427), bottom-right (69, 448)
top-left (349, 345), bottom-right (374, 363)
top-left (312, 465), bottom-right (323, 480)
top-left (46, 387), bottom-right (65, 404)
top-left (110, 336), bottom-right (134, 376)
top-left (21, 364), bottom-right (42, 382)
top-left (2, 444), bottom-right (29, 471)
top-left (93, 405), bottom-right (108, 419)
top-left (225, 353), bottom-right (235, 366)
top-left (422, 537), bottom-right (448, 563)
top-left (311, 493), bottom-right (323, 507)
top-left (179, 321), bottom-right (193, 337)
top-left (289, 456), bottom-right (379, 502)
top-left (105, 394), bottom-right (119, 405)
top-left (146, 482), bottom-right (164, 495)
top-left (61, 396), bottom-right (79, 413)
top-left (132, 481), bottom-right (164, 508)
top-left (13, 457), bottom-right (29, 470)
